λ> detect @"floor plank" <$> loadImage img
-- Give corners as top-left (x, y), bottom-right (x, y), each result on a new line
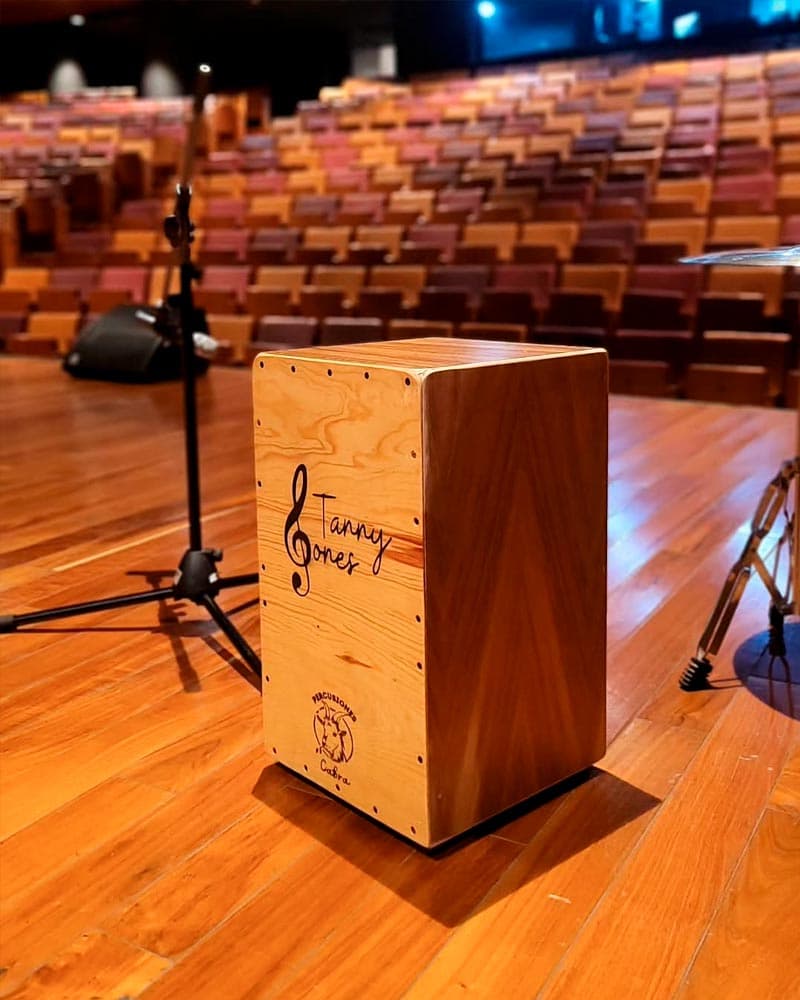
top-left (0, 931), bottom-right (171, 1000)
top-left (1, 358), bottom-right (797, 1000)
top-left (677, 808), bottom-right (800, 1000)
top-left (536, 692), bottom-right (797, 1000)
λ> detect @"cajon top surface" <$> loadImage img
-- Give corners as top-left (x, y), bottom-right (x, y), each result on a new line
top-left (257, 336), bottom-right (605, 374)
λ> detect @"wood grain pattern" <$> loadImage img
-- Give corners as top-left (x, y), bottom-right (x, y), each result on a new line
top-left (677, 807), bottom-right (800, 1000)
top-left (538, 692), bottom-right (797, 1000)
top-left (253, 351), bottom-right (429, 841)
top-left (263, 336), bottom-right (597, 370)
top-left (253, 340), bottom-right (608, 845)
top-left (0, 931), bottom-right (171, 1000)
top-left (769, 740), bottom-right (800, 816)
top-left (0, 358), bottom-right (797, 999)
top-left (423, 352), bottom-right (608, 842)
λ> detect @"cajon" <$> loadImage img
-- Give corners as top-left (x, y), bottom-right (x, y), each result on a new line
top-left (253, 338), bottom-right (608, 847)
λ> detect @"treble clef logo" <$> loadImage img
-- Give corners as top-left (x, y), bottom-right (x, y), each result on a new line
top-left (284, 463), bottom-right (311, 596)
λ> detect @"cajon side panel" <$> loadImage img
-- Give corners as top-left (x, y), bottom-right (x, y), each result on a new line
top-left (422, 353), bottom-right (608, 844)
top-left (253, 355), bottom-right (430, 844)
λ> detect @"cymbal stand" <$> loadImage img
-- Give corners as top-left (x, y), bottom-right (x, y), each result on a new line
top-left (679, 457), bottom-right (798, 690)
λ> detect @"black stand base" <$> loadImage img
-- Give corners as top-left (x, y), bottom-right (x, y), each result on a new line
top-left (679, 656), bottom-right (713, 691)
top-left (0, 548), bottom-right (261, 676)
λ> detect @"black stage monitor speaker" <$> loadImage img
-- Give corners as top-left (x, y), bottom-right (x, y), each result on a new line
top-left (64, 304), bottom-right (210, 383)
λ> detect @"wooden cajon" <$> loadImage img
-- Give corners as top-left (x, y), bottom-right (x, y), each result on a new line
top-left (253, 338), bottom-right (608, 847)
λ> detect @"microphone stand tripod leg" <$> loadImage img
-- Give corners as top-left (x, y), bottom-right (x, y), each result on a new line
top-left (198, 592), bottom-right (262, 675)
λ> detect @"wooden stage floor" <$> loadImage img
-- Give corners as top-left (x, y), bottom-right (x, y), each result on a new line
top-left (1, 356), bottom-right (798, 999)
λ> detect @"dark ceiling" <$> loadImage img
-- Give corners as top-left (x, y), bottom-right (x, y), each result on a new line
top-left (0, 0), bottom-right (392, 31)
top-left (0, 0), bottom-right (138, 25)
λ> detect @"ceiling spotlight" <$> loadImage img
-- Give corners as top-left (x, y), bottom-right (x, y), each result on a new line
top-left (69, 13), bottom-right (86, 27)
top-left (199, 64), bottom-right (212, 74)
top-left (476, 1), bottom-right (497, 19)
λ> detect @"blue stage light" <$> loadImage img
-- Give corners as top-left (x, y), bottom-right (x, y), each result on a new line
top-left (476, 1), bottom-right (497, 20)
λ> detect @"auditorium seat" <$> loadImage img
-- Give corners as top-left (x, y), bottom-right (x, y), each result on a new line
top-left (49, 267), bottom-right (100, 302)
top-left (342, 244), bottom-right (385, 266)
top-left (519, 222), bottom-right (579, 261)
top-left (609, 360), bottom-right (677, 397)
top-left (706, 266), bottom-right (786, 318)
top-left (338, 192), bottom-right (385, 223)
top-left (397, 242), bottom-right (444, 265)
top-left (492, 264), bottom-right (555, 311)
top-left (245, 287), bottom-right (293, 317)
top-left (458, 321), bottom-right (527, 342)
top-left (294, 246), bottom-right (338, 266)
top-left (98, 266), bottom-right (149, 302)
top-left (26, 311), bottom-right (79, 353)
top-left (147, 266), bottom-right (180, 305)
top-left (87, 288), bottom-right (133, 312)
top-left (0, 289), bottom-right (32, 313)
top-left (618, 290), bottom-right (689, 331)
top-left (652, 177), bottom-right (712, 215)
top-left (1, 267), bottom-right (50, 298)
top-left (580, 219), bottom-right (640, 254)
top-left (511, 243), bottom-right (561, 264)
top-left (37, 287), bottom-right (82, 311)
top-left (110, 230), bottom-right (157, 262)
top-left (536, 290), bottom-right (610, 347)
top-left (696, 292), bottom-right (765, 333)
top-left (369, 265), bottom-right (427, 307)
top-left (633, 242), bottom-right (688, 264)
top-left (685, 363), bottom-right (770, 405)
top-left (461, 223), bottom-right (519, 262)
top-left (319, 316), bottom-right (384, 345)
top-left (629, 265), bottom-right (703, 313)
top-left (428, 265), bottom-right (491, 302)
top-left (194, 288), bottom-right (239, 313)
top-left (355, 225), bottom-right (404, 258)
top-left (253, 315), bottom-right (317, 350)
top-left (388, 189), bottom-right (434, 220)
top-left (3, 333), bottom-right (61, 357)
top-left (205, 314), bottom-right (254, 363)
top-left (418, 288), bottom-right (472, 323)
top-left (535, 200), bottom-right (586, 223)
top-left (781, 215), bottom-right (800, 243)
top-left (706, 215), bottom-right (781, 249)
top-left (700, 331), bottom-right (791, 402)
top-left (407, 224), bottom-right (459, 260)
top-left (199, 229), bottom-right (249, 263)
top-left (356, 287), bottom-right (406, 322)
top-left (612, 330), bottom-right (695, 381)
top-left (561, 264), bottom-right (629, 311)
top-left (473, 202), bottom-right (528, 223)
top-left (477, 289), bottom-right (536, 326)
top-left (247, 195), bottom-right (292, 227)
top-left (290, 194), bottom-right (338, 226)
top-left (311, 265), bottom-right (366, 301)
top-left (250, 227), bottom-right (301, 257)
top-left (591, 199), bottom-right (645, 223)
top-left (298, 286), bottom-right (352, 318)
top-left (302, 226), bottom-right (352, 260)
top-left (387, 318), bottom-right (454, 340)
top-left (254, 266), bottom-right (308, 305)
top-left (642, 218), bottom-right (707, 257)
top-left (198, 265), bottom-right (251, 304)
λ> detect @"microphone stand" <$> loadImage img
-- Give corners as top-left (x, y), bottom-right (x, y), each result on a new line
top-left (0, 66), bottom-right (262, 677)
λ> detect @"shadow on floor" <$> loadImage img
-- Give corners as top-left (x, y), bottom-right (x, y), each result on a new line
top-left (733, 620), bottom-right (799, 719)
top-left (249, 762), bottom-right (660, 926)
